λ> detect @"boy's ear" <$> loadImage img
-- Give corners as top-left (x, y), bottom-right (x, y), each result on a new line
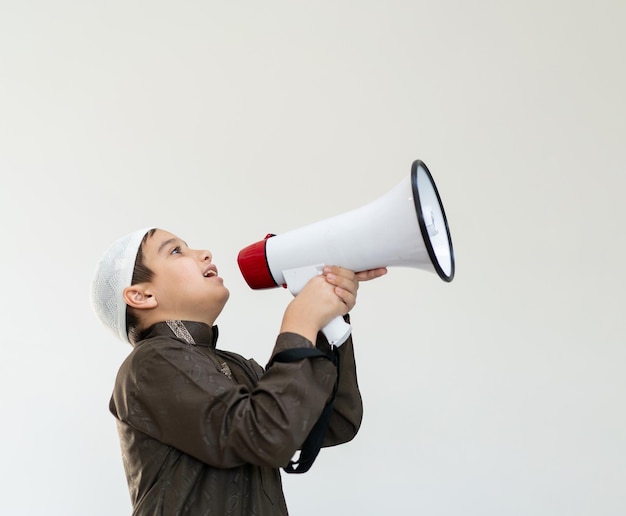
top-left (123, 284), bottom-right (158, 310)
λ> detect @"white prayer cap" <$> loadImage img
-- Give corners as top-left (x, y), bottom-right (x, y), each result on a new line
top-left (90, 228), bottom-right (153, 343)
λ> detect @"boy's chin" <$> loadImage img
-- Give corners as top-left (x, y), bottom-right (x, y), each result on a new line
top-left (213, 289), bottom-right (231, 312)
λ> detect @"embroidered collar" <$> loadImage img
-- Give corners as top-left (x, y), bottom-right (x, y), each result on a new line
top-left (140, 320), bottom-right (219, 348)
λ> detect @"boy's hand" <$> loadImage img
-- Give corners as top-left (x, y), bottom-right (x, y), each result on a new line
top-left (280, 265), bottom-right (387, 343)
top-left (322, 266), bottom-right (388, 313)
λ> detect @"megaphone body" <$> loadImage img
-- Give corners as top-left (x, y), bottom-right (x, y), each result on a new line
top-left (237, 160), bottom-right (455, 345)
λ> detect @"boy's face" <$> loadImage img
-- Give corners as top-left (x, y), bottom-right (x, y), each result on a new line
top-left (140, 229), bottom-right (230, 325)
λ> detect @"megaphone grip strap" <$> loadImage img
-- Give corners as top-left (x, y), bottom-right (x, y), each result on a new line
top-left (266, 346), bottom-right (340, 474)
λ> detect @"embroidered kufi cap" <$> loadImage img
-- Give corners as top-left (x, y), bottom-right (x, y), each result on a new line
top-left (90, 228), bottom-right (153, 343)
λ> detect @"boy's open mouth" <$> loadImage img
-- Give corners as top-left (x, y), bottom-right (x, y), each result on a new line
top-left (203, 266), bottom-right (217, 278)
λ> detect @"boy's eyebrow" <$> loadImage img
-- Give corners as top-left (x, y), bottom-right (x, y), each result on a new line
top-left (157, 238), bottom-right (188, 254)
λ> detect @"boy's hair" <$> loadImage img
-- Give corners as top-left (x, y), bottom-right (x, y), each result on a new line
top-left (126, 228), bottom-right (157, 344)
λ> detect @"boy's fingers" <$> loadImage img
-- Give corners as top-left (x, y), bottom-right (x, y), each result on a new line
top-left (324, 266), bottom-right (387, 290)
top-left (325, 270), bottom-right (358, 294)
top-left (355, 267), bottom-right (388, 282)
top-left (334, 287), bottom-right (356, 311)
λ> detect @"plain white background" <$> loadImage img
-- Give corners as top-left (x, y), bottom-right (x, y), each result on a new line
top-left (1, 1), bottom-right (624, 514)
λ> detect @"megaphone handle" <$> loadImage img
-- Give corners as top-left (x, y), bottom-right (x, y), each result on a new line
top-left (322, 316), bottom-right (352, 347)
top-left (283, 265), bottom-right (353, 347)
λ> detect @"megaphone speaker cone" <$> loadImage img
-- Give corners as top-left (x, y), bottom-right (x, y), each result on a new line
top-left (411, 160), bottom-right (455, 282)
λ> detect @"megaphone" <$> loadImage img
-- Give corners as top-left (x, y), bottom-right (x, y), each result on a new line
top-left (237, 160), bottom-right (455, 346)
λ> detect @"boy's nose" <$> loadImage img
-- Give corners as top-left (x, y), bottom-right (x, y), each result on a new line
top-left (200, 250), bottom-right (212, 262)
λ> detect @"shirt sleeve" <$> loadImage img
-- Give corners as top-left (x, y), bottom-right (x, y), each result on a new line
top-left (111, 333), bottom-right (338, 469)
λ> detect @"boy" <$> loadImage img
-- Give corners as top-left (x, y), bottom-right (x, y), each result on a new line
top-left (90, 227), bottom-right (386, 515)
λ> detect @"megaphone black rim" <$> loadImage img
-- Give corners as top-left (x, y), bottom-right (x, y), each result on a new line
top-left (411, 160), bottom-right (455, 282)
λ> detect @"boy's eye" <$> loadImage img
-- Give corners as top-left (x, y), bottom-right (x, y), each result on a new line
top-left (171, 246), bottom-right (181, 255)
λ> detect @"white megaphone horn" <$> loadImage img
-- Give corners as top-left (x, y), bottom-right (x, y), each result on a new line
top-left (237, 160), bottom-right (455, 346)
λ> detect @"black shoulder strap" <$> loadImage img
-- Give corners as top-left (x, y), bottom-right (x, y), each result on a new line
top-left (266, 346), bottom-right (340, 474)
